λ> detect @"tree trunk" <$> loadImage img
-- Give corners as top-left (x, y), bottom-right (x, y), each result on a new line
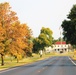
top-left (17, 55), bottom-right (19, 63)
top-left (17, 58), bottom-right (19, 63)
top-left (10, 54), bottom-right (13, 62)
top-left (1, 54), bottom-right (4, 66)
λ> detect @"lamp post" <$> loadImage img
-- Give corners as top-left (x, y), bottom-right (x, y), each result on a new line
top-left (59, 26), bottom-right (62, 53)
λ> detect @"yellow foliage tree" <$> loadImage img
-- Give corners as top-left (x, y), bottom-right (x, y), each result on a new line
top-left (0, 2), bottom-right (18, 65)
top-left (8, 22), bottom-right (29, 62)
top-left (0, 2), bottom-right (33, 65)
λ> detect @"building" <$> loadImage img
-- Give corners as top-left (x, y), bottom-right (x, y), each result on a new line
top-left (53, 41), bottom-right (69, 53)
top-left (44, 46), bottom-right (52, 53)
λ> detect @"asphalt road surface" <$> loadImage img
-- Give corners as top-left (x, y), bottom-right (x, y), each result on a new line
top-left (0, 56), bottom-right (76, 75)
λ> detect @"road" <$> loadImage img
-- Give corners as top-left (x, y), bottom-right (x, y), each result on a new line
top-left (0, 56), bottom-right (76, 75)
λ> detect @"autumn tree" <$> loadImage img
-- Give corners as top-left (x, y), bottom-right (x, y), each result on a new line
top-left (0, 2), bottom-right (18, 65)
top-left (33, 27), bottom-right (53, 53)
top-left (0, 2), bottom-right (33, 65)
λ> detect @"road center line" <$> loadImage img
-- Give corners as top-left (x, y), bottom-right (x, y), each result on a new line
top-left (68, 57), bottom-right (76, 66)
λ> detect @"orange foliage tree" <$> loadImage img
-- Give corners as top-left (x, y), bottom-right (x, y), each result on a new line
top-left (0, 2), bottom-right (18, 65)
top-left (0, 2), bottom-right (33, 65)
top-left (8, 22), bottom-right (32, 62)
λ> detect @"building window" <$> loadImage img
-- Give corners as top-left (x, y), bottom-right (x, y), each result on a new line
top-left (58, 45), bottom-right (59, 47)
top-left (61, 45), bottom-right (63, 47)
top-left (58, 49), bottom-right (59, 51)
top-left (55, 49), bottom-right (56, 51)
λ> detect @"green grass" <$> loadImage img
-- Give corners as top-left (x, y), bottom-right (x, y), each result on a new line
top-left (69, 51), bottom-right (76, 60)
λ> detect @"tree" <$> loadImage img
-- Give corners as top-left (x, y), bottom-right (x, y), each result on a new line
top-left (0, 2), bottom-right (33, 65)
top-left (7, 21), bottom-right (32, 62)
top-left (33, 27), bottom-right (53, 53)
top-left (52, 38), bottom-right (58, 44)
top-left (0, 2), bottom-right (18, 65)
top-left (33, 38), bottom-right (41, 53)
top-left (61, 5), bottom-right (76, 45)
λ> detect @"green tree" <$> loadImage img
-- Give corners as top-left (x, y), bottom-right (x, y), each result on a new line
top-left (61, 5), bottom-right (76, 45)
top-left (33, 38), bottom-right (41, 53)
top-left (52, 38), bottom-right (58, 44)
top-left (33, 27), bottom-right (53, 53)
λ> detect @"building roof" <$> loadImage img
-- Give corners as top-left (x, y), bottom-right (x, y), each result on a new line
top-left (55, 41), bottom-right (66, 44)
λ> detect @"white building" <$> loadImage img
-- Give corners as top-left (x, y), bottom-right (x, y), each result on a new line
top-left (45, 46), bottom-right (52, 53)
top-left (53, 41), bottom-right (69, 53)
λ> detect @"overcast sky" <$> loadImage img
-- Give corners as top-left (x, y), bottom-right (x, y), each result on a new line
top-left (0, 0), bottom-right (76, 39)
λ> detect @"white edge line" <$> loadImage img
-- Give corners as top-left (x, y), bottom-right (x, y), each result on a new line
top-left (0, 67), bottom-right (19, 73)
top-left (68, 56), bottom-right (76, 66)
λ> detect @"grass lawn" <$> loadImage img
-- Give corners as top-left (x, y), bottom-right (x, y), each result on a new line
top-left (68, 51), bottom-right (76, 60)
top-left (0, 53), bottom-right (55, 71)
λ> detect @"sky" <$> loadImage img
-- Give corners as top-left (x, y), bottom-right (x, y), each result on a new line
top-left (0, 0), bottom-right (76, 39)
